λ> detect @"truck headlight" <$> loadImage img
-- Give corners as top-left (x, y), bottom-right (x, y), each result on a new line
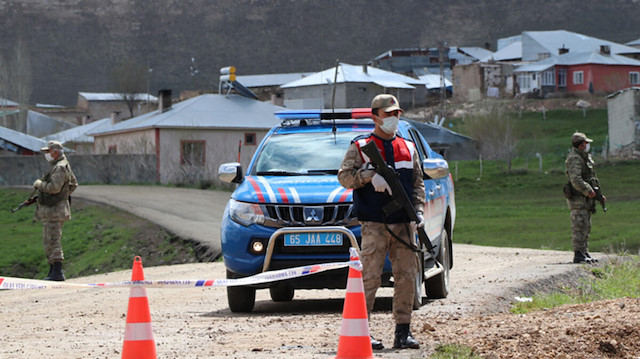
top-left (229, 199), bottom-right (265, 226)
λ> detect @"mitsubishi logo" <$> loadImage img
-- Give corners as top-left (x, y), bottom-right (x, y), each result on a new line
top-left (304, 207), bottom-right (323, 224)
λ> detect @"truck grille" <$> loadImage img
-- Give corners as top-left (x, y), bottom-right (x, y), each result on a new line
top-left (261, 203), bottom-right (357, 227)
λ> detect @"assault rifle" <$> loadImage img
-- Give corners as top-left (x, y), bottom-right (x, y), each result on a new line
top-left (11, 190), bottom-right (38, 213)
top-left (589, 178), bottom-right (607, 213)
top-left (360, 140), bottom-right (435, 256)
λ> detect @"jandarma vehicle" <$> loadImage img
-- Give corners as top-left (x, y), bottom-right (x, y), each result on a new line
top-left (218, 108), bottom-right (456, 312)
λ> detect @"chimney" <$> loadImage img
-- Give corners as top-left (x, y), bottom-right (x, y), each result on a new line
top-left (484, 42), bottom-right (491, 51)
top-left (110, 111), bottom-right (121, 125)
top-left (158, 89), bottom-right (172, 113)
top-left (559, 45), bottom-right (569, 55)
top-left (362, 64), bottom-right (368, 74)
top-left (600, 45), bottom-right (611, 55)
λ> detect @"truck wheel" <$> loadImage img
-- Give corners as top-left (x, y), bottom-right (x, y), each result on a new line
top-left (226, 270), bottom-right (256, 313)
top-left (269, 285), bottom-right (295, 302)
top-left (426, 230), bottom-right (450, 299)
top-left (413, 252), bottom-right (425, 309)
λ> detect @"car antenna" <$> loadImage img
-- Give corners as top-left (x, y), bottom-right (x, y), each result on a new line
top-left (330, 59), bottom-right (339, 143)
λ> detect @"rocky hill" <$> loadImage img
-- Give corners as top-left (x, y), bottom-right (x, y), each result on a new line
top-left (1, 0), bottom-right (639, 106)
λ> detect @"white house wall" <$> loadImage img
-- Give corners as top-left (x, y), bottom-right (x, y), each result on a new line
top-left (94, 129), bottom-right (156, 154)
top-left (607, 90), bottom-right (638, 155)
top-left (158, 128), bottom-right (268, 185)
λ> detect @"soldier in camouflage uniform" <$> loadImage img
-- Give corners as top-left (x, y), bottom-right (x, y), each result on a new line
top-left (565, 132), bottom-right (604, 264)
top-left (338, 94), bottom-right (425, 350)
top-left (33, 141), bottom-right (78, 281)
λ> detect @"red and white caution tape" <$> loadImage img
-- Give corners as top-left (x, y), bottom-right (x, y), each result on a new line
top-left (0, 257), bottom-right (362, 290)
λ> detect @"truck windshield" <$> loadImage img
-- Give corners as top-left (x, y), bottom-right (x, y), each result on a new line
top-left (254, 131), bottom-right (364, 175)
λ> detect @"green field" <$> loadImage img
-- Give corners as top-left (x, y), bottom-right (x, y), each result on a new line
top-left (1, 108), bottom-right (638, 280)
top-left (0, 188), bottom-right (199, 279)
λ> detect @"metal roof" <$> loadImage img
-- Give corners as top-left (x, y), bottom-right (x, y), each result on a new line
top-left (1, 97), bottom-right (19, 107)
top-left (280, 63), bottom-right (422, 89)
top-left (458, 47), bottom-right (494, 60)
top-left (0, 124), bottom-right (50, 152)
top-left (91, 93), bottom-right (285, 136)
top-left (483, 41), bottom-right (522, 61)
top-left (235, 72), bottom-right (313, 88)
top-left (417, 74), bottom-right (453, 89)
top-left (43, 118), bottom-right (112, 144)
top-left (79, 92), bottom-right (158, 102)
top-left (522, 30), bottom-right (640, 61)
top-left (515, 50), bottom-right (640, 73)
top-left (627, 38), bottom-right (640, 46)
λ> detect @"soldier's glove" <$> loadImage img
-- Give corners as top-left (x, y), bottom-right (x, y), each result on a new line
top-left (33, 179), bottom-right (43, 189)
top-left (415, 211), bottom-right (425, 228)
top-left (371, 173), bottom-right (392, 195)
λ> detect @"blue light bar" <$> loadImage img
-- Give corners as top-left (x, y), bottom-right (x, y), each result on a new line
top-left (274, 110), bottom-right (321, 120)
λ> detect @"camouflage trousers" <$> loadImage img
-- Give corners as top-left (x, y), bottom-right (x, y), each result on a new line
top-left (360, 221), bottom-right (418, 325)
top-left (569, 208), bottom-right (591, 252)
top-left (42, 221), bottom-right (64, 263)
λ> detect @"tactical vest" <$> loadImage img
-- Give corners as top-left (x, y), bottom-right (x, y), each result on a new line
top-left (352, 133), bottom-right (416, 223)
top-left (38, 159), bottom-right (73, 207)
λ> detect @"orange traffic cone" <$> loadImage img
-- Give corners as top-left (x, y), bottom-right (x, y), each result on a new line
top-left (121, 256), bottom-right (157, 359)
top-left (331, 249), bottom-right (380, 359)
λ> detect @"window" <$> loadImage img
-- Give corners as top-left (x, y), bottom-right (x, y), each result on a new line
top-left (558, 69), bottom-right (567, 87)
top-left (630, 72), bottom-right (640, 85)
top-left (244, 132), bottom-right (256, 145)
top-left (573, 71), bottom-right (584, 85)
top-left (181, 140), bottom-right (205, 166)
top-left (517, 74), bottom-right (531, 90)
top-left (108, 145), bottom-right (117, 154)
top-left (541, 69), bottom-right (555, 86)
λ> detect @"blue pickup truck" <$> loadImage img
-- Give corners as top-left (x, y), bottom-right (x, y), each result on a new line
top-left (218, 108), bottom-right (456, 312)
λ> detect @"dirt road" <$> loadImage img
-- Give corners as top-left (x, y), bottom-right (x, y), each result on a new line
top-left (73, 185), bottom-right (231, 256)
top-left (4, 186), bottom-right (632, 358)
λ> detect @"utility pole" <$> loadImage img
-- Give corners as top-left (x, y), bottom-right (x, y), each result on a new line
top-left (438, 40), bottom-right (448, 124)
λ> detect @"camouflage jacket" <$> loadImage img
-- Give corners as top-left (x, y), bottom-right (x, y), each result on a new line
top-left (34, 155), bottom-right (78, 222)
top-left (565, 147), bottom-right (596, 197)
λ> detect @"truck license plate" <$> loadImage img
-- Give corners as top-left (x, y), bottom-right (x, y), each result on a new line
top-left (284, 232), bottom-right (343, 246)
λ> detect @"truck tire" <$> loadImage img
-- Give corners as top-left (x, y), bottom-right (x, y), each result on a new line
top-left (226, 270), bottom-right (256, 313)
top-left (269, 285), bottom-right (295, 302)
top-left (426, 230), bottom-right (450, 299)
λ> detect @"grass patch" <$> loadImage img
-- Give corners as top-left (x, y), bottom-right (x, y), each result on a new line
top-left (0, 188), bottom-right (202, 279)
top-left (511, 256), bottom-right (640, 314)
top-left (431, 344), bottom-right (483, 359)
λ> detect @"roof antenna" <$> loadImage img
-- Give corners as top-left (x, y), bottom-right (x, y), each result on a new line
top-left (330, 59), bottom-right (340, 143)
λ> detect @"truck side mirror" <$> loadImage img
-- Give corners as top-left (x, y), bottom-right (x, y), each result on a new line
top-left (218, 162), bottom-right (244, 183)
top-left (422, 158), bottom-right (449, 179)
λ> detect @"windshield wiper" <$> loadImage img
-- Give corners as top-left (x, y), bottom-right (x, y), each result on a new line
top-left (307, 169), bottom-right (339, 175)
top-left (256, 171), bottom-right (305, 176)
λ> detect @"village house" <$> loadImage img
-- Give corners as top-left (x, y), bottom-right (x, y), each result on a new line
top-left (280, 62), bottom-right (426, 109)
top-left (607, 87), bottom-right (640, 158)
top-left (90, 90), bottom-right (284, 185)
top-left (77, 92), bottom-right (158, 123)
top-left (235, 72), bottom-right (312, 106)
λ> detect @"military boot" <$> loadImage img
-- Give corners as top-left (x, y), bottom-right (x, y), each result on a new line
top-left (44, 264), bottom-right (54, 280)
top-left (573, 251), bottom-right (593, 264)
top-left (45, 261), bottom-right (65, 281)
top-left (584, 251), bottom-right (599, 262)
top-left (370, 335), bottom-right (384, 350)
top-left (392, 324), bottom-right (420, 349)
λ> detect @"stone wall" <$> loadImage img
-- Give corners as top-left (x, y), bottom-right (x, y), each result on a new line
top-left (0, 154), bottom-right (157, 186)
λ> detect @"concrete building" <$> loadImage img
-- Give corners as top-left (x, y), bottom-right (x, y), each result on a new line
top-left (280, 63), bottom-right (425, 110)
top-left (607, 87), bottom-right (640, 158)
top-left (91, 92), bottom-right (284, 185)
top-left (77, 92), bottom-right (158, 122)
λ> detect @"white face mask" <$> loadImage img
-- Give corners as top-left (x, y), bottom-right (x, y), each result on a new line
top-left (44, 153), bottom-right (55, 162)
top-left (584, 143), bottom-right (591, 152)
top-left (380, 116), bottom-right (399, 134)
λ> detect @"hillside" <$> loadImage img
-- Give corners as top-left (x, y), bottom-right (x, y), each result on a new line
top-left (1, 0), bottom-right (640, 106)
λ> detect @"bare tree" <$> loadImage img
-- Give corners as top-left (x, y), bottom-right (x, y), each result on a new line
top-left (110, 60), bottom-right (148, 119)
top-left (0, 37), bottom-right (33, 132)
top-left (462, 100), bottom-right (519, 172)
